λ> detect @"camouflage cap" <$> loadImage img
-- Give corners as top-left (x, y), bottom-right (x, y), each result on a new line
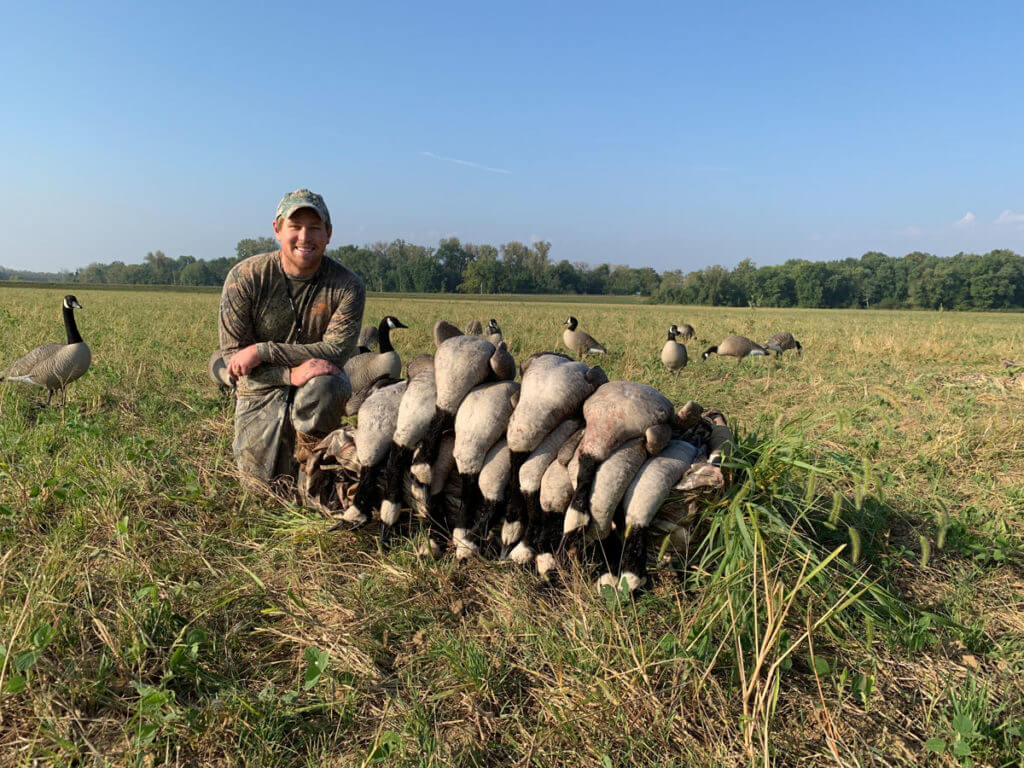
top-left (275, 188), bottom-right (331, 227)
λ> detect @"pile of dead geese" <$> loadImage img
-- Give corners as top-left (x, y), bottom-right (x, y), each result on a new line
top-left (298, 319), bottom-right (734, 593)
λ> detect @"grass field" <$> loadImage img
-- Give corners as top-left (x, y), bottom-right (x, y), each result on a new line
top-left (1, 286), bottom-right (1022, 767)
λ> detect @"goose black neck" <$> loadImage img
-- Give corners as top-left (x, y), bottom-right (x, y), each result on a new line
top-left (378, 319), bottom-right (395, 352)
top-left (63, 305), bottom-right (83, 344)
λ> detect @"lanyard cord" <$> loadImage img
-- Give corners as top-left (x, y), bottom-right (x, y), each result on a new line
top-left (280, 259), bottom-right (319, 342)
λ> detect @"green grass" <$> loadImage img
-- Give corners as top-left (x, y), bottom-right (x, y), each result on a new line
top-left (1, 286), bottom-right (1022, 766)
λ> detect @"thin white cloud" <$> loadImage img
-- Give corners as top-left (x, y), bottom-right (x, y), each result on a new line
top-left (421, 151), bottom-right (512, 175)
top-left (902, 225), bottom-right (921, 237)
top-left (954, 211), bottom-right (976, 228)
top-left (994, 209), bottom-right (1024, 226)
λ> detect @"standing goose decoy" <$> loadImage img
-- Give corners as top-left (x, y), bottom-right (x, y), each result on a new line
top-left (660, 327), bottom-right (688, 372)
top-left (356, 324), bottom-right (379, 353)
top-left (562, 316), bottom-right (606, 359)
top-left (343, 316), bottom-right (408, 414)
top-left (485, 319), bottom-right (503, 346)
top-left (674, 323), bottom-right (695, 341)
top-left (701, 335), bottom-right (769, 363)
top-left (763, 331), bottom-right (803, 357)
top-left (1, 295), bottom-right (91, 406)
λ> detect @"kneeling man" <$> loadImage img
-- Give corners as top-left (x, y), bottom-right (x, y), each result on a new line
top-left (219, 188), bottom-right (365, 483)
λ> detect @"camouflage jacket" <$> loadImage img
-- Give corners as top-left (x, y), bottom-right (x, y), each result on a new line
top-left (219, 251), bottom-right (366, 393)
top-left (219, 251), bottom-right (365, 480)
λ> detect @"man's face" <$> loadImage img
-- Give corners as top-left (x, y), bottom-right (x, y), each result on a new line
top-left (273, 208), bottom-right (332, 277)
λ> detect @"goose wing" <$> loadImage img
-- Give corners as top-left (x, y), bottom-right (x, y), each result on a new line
top-left (2, 343), bottom-right (65, 380)
top-left (578, 331), bottom-right (606, 354)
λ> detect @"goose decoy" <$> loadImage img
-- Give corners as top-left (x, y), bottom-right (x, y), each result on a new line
top-left (660, 327), bottom-right (688, 372)
top-left (356, 324), bottom-right (379, 353)
top-left (562, 316), bottom-right (606, 359)
top-left (485, 319), bottom-right (503, 346)
top-left (701, 335), bottom-right (769, 363)
top-left (763, 331), bottom-right (802, 357)
top-left (1, 295), bottom-right (91, 406)
top-left (674, 323), bottom-right (695, 341)
top-left (343, 316), bottom-right (408, 414)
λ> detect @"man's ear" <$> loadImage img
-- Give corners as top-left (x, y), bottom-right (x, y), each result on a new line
top-left (272, 218), bottom-right (283, 242)
top-left (326, 224), bottom-right (332, 243)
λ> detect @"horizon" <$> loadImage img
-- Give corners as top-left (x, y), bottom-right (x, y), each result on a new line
top-left (3, 1), bottom-right (1023, 273)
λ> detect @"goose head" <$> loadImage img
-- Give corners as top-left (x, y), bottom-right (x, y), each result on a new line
top-left (63, 295), bottom-right (83, 310)
top-left (384, 316), bottom-right (408, 330)
top-left (563, 316), bottom-right (578, 330)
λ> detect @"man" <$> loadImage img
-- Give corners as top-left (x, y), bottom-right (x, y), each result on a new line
top-left (218, 188), bottom-right (365, 483)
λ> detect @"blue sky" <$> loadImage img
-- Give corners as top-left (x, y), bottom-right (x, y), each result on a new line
top-left (2, 0), bottom-right (1023, 273)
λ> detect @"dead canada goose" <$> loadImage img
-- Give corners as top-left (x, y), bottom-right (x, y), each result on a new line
top-left (452, 380), bottom-right (520, 558)
top-left (660, 328), bottom-right (688, 372)
top-left (674, 323), bottom-right (695, 341)
top-left (600, 439), bottom-right (698, 593)
top-left (701, 335), bottom-right (768, 363)
top-left (502, 354), bottom-right (607, 559)
top-left (434, 320), bottom-right (463, 348)
top-left (379, 354), bottom-right (437, 542)
top-left (561, 381), bottom-right (676, 550)
top-left (562, 316), bottom-right (606, 359)
top-left (763, 331), bottom-right (802, 357)
top-left (208, 350), bottom-right (234, 391)
top-left (1, 295), bottom-right (91, 405)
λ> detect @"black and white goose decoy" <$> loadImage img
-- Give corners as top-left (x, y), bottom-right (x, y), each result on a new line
top-left (562, 316), bottom-right (606, 359)
top-left (343, 316), bottom-right (408, 414)
top-left (1, 295), bottom-right (92, 405)
top-left (660, 327), bottom-right (688, 372)
top-left (700, 335), bottom-right (769, 363)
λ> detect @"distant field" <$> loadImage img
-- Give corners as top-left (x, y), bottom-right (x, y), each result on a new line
top-left (1, 285), bottom-right (1022, 766)
top-left (0, 281), bottom-right (651, 304)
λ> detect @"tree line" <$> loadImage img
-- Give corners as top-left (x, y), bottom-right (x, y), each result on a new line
top-left (4, 238), bottom-right (1023, 310)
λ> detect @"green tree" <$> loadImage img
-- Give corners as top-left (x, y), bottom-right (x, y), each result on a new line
top-left (236, 236), bottom-right (278, 260)
top-left (180, 261), bottom-right (216, 285)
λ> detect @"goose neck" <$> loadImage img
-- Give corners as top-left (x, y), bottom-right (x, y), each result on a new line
top-left (377, 318), bottom-right (395, 352)
top-left (63, 305), bottom-right (83, 344)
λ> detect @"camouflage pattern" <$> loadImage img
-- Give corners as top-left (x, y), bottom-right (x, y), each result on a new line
top-left (219, 250), bottom-right (365, 482)
top-left (275, 188), bottom-right (331, 227)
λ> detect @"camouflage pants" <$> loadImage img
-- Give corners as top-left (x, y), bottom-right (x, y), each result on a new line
top-left (233, 373), bottom-right (351, 483)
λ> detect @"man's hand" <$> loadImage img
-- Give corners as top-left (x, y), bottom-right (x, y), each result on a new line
top-left (290, 358), bottom-right (341, 387)
top-left (227, 344), bottom-right (261, 379)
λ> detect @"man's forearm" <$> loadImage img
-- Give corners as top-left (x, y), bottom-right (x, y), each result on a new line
top-left (245, 364), bottom-right (292, 388)
top-left (255, 338), bottom-right (355, 369)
